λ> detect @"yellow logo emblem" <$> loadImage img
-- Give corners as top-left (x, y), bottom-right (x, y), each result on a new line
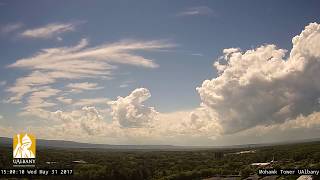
top-left (13, 133), bottom-right (36, 159)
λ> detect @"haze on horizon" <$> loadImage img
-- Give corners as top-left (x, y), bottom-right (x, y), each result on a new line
top-left (0, 0), bottom-right (320, 146)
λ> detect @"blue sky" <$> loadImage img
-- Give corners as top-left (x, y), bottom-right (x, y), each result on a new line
top-left (0, 0), bottom-right (320, 145)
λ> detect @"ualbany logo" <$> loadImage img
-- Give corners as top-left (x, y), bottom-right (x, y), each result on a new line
top-left (13, 133), bottom-right (36, 159)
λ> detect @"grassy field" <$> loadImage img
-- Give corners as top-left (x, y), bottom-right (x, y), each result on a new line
top-left (0, 141), bottom-right (320, 180)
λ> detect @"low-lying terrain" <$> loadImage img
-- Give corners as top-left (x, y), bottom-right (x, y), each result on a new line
top-left (0, 140), bottom-right (319, 179)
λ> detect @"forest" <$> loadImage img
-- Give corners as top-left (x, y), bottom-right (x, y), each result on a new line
top-left (0, 141), bottom-right (320, 180)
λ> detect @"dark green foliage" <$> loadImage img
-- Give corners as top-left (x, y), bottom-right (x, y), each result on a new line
top-left (240, 167), bottom-right (253, 179)
top-left (0, 141), bottom-right (319, 180)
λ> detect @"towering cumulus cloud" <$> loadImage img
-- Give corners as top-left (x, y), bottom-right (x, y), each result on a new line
top-left (3, 23), bottom-right (320, 145)
top-left (196, 22), bottom-right (320, 134)
top-left (53, 106), bottom-right (109, 136)
top-left (108, 88), bottom-right (158, 128)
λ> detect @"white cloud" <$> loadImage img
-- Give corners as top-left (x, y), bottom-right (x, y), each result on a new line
top-left (4, 83), bottom-right (320, 145)
top-left (119, 84), bottom-right (128, 88)
top-left (6, 38), bottom-right (174, 115)
top-left (0, 115), bottom-right (3, 119)
top-left (20, 23), bottom-right (75, 39)
top-left (56, 97), bottom-right (73, 104)
top-left (0, 125), bottom-right (14, 138)
top-left (3, 22), bottom-right (320, 146)
top-left (196, 22), bottom-right (320, 134)
top-left (108, 88), bottom-right (158, 128)
top-left (5, 107), bottom-right (320, 146)
top-left (266, 111), bottom-right (320, 131)
top-left (148, 108), bottom-right (222, 141)
top-left (199, 111), bottom-right (320, 146)
top-left (66, 82), bottom-right (103, 93)
top-left (53, 88), bottom-right (221, 143)
top-left (6, 71), bottom-right (56, 104)
top-left (1, 22), bottom-right (23, 33)
top-left (0, 81), bottom-right (6, 86)
top-left (178, 6), bottom-right (214, 17)
top-left (119, 80), bottom-right (134, 88)
top-left (20, 87), bottom-right (60, 118)
top-left (56, 37), bottom-right (63, 41)
top-left (53, 106), bottom-right (110, 136)
top-left (17, 105), bottom-right (121, 143)
top-left (191, 53), bottom-right (204, 56)
top-left (9, 38), bottom-right (173, 71)
top-left (73, 98), bottom-right (109, 107)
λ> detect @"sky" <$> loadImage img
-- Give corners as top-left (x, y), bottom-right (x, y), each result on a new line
top-left (0, 0), bottom-right (320, 146)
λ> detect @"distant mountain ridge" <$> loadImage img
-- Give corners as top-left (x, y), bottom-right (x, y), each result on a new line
top-left (0, 137), bottom-right (176, 150)
top-left (1, 137), bottom-right (319, 150)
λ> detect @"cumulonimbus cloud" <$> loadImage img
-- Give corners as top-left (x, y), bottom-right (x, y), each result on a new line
top-left (3, 23), bottom-right (320, 146)
top-left (196, 22), bottom-right (320, 134)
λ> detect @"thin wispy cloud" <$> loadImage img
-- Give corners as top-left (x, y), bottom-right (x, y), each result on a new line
top-left (6, 38), bottom-right (174, 117)
top-left (119, 80), bottom-right (134, 88)
top-left (1, 1), bottom-right (318, 147)
top-left (0, 81), bottom-right (6, 86)
top-left (19, 86), bottom-right (60, 118)
top-left (73, 98), bottom-right (109, 107)
top-left (66, 82), bottom-right (103, 93)
top-left (119, 84), bottom-right (129, 88)
top-left (191, 53), bottom-right (204, 56)
top-left (56, 36), bottom-right (63, 41)
top-left (1, 23), bottom-right (23, 33)
top-left (20, 22), bottom-right (76, 39)
top-left (56, 96), bottom-right (73, 104)
top-left (177, 6), bottom-right (214, 17)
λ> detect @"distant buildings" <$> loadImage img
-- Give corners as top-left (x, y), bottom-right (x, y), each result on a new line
top-left (232, 150), bottom-right (256, 155)
top-left (46, 160), bottom-right (88, 164)
top-left (243, 174), bottom-right (259, 180)
top-left (45, 161), bottom-right (57, 164)
top-left (250, 156), bottom-right (276, 167)
top-left (214, 152), bottom-right (224, 160)
top-left (204, 175), bottom-right (240, 180)
top-left (72, 160), bottom-right (87, 164)
top-left (225, 149), bottom-right (256, 156)
top-left (297, 175), bottom-right (313, 180)
top-left (250, 162), bottom-right (271, 167)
